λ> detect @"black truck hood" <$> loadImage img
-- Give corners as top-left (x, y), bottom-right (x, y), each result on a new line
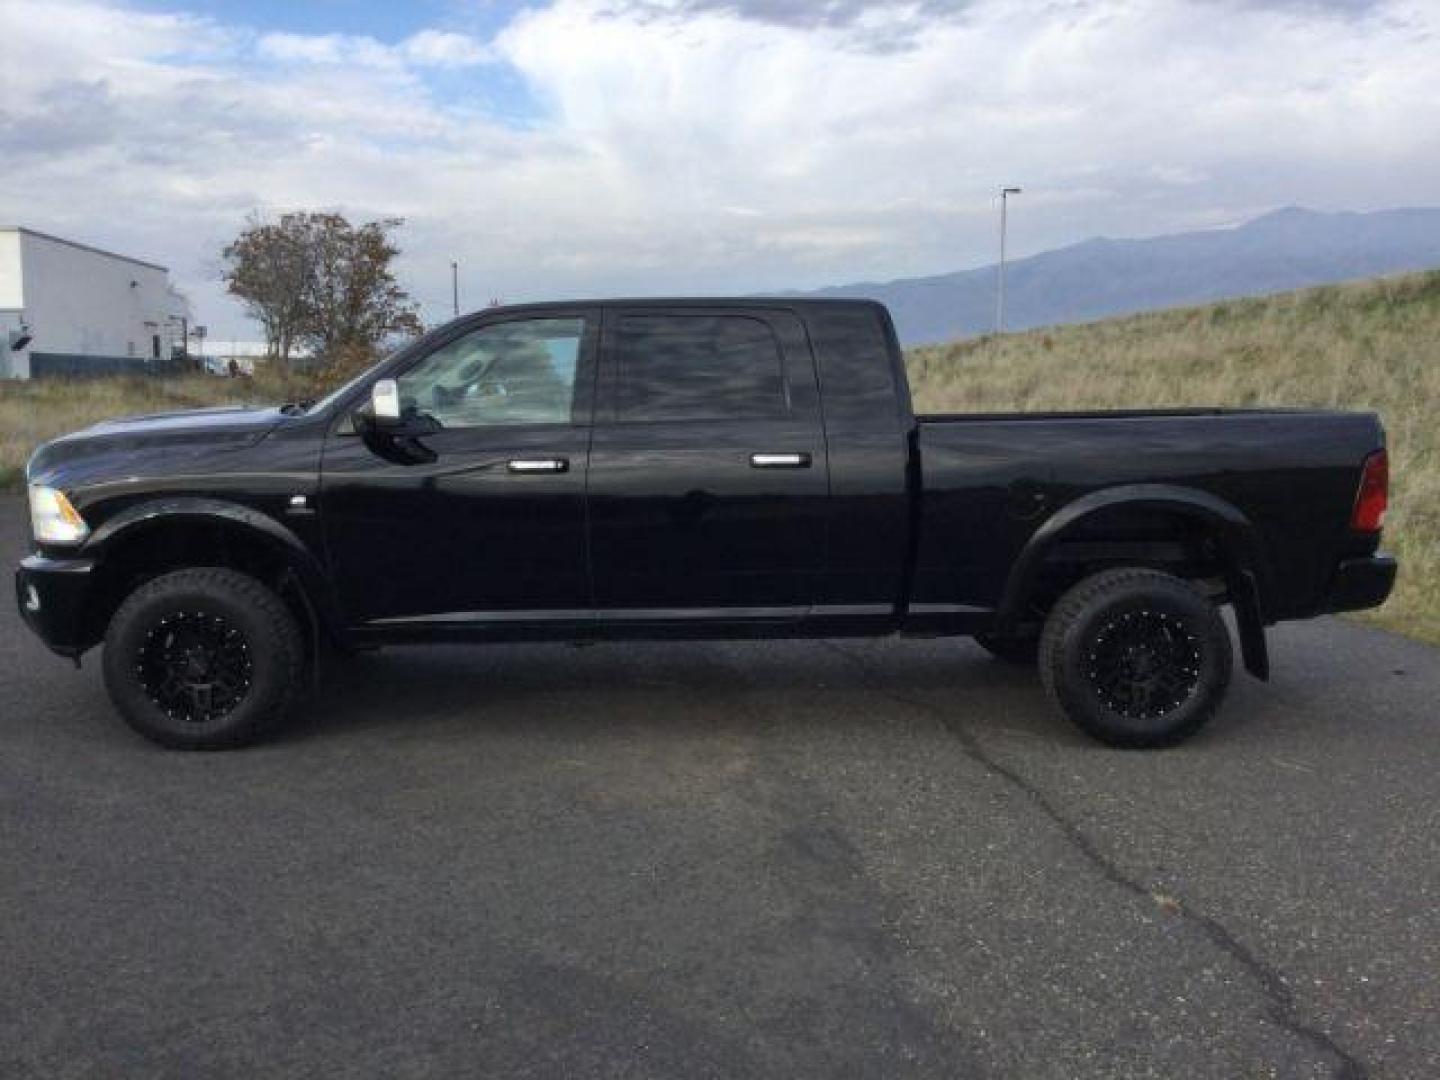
top-left (85, 404), bottom-right (286, 435)
top-left (27, 405), bottom-right (287, 488)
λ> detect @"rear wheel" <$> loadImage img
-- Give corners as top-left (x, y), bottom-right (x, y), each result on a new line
top-left (1039, 568), bottom-right (1232, 748)
top-left (102, 568), bottom-right (304, 750)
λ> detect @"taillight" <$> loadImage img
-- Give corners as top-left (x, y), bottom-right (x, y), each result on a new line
top-left (1351, 449), bottom-right (1388, 533)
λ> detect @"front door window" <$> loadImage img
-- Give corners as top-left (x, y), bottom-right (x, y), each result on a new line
top-left (397, 318), bottom-right (583, 429)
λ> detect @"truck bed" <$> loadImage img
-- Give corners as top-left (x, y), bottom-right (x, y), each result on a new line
top-left (909, 407), bottom-right (1385, 625)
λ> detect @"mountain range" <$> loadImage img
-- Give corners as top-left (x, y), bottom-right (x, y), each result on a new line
top-left (786, 207), bottom-right (1440, 345)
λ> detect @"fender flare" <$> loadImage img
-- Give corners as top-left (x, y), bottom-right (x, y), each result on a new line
top-left (997, 484), bottom-right (1272, 677)
top-left (84, 497), bottom-right (345, 637)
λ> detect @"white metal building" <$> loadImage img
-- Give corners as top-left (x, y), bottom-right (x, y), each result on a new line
top-left (0, 228), bottom-right (192, 379)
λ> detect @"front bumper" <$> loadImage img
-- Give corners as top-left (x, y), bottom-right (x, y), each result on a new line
top-left (1318, 553), bottom-right (1397, 615)
top-left (15, 553), bottom-right (98, 659)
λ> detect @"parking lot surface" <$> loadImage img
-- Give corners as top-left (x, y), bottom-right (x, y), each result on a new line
top-left (2, 500), bottom-right (1437, 1078)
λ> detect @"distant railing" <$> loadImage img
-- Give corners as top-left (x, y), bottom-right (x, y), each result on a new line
top-left (28, 352), bottom-right (203, 378)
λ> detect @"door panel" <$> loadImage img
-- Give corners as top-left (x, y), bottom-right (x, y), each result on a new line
top-left (320, 311), bottom-right (598, 626)
top-left (587, 308), bottom-right (828, 616)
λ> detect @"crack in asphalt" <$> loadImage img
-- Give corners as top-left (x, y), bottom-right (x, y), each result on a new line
top-left (816, 639), bottom-right (1368, 1080)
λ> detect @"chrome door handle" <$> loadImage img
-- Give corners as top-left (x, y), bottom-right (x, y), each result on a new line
top-left (507, 458), bottom-right (569, 474)
top-left (750, 452), bottom-right (811, 469)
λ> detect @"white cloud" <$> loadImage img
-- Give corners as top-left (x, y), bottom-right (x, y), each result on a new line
top-left (401, 29), bottom-right (493, 68)
top-left (256, 32), bottom-right (366, 65)
top-left (256, 28), bottom-right (491, 69)
top-left (0, 0), bottom-right (1435, 337)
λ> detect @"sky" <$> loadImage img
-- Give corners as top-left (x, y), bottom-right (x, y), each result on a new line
top-left (1, 0), bottom-right (1436, 339)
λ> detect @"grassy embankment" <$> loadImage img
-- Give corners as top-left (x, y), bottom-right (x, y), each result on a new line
top-left (908, 270), bottom-right (1440, 644)
top-left (1, 270), bottom-right (1435, 642)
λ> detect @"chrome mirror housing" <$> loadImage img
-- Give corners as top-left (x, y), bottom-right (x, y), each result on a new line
top-left (372, 379), bottom-right (401, 421)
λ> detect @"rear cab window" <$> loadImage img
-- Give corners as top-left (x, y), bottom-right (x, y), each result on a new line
top-left (806, 305), bottom-right (906, 427)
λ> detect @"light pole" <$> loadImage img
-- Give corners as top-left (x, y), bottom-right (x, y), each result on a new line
top-left (191, 325), bottom-right (208, 371)
top-left (995, 186), bottom-right (1022, 336)
top-left (451, 261), bottom-right (460, 319)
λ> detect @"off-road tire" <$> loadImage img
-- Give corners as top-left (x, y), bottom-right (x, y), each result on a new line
top-left (1039, 568), bottom-right (1232, 748)
top-left (102, 568), bottom-right (304, 750)
top-left (974, 633), bottom-right (1041, 665)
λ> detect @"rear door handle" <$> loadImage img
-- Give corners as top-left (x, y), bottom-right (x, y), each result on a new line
top-left (507, 457), bottom-right (569, 474)
top-left (750, 453), bottom-right (811, 469)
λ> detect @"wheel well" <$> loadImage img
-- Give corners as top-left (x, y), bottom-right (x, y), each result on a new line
top-left (84, 518), bottom-right (323, 655)
top-left (1016, 506), bottom-right (1239, 629)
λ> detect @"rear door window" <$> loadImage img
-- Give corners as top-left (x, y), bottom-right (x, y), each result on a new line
top-left (613, 314), bottom-right (788, 422)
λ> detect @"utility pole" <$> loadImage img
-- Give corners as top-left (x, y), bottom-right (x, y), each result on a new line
top-left (451, 261), bottom-right (460, 319)
top-left (995, 186), bottom-right (1022, 336)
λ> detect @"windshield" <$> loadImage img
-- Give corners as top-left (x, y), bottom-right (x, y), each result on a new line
top-left (301, 343), bottom-right (414, 415)
top-left (301, 324), bottom-right (466, 415)
top-left (307, 365), bottom-right (379, 414)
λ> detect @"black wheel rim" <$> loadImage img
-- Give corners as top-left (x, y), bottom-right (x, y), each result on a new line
top-left (136, 610), bottom-right (253, 725)
top-left (1085, 608), bottom-right (1202, 720)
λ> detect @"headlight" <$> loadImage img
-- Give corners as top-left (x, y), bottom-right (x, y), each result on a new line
top-left (28, 485), bottom-right (89, 546)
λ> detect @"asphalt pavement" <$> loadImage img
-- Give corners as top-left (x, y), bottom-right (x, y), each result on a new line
top-left (1, 498), bottom-right (1437, 1078)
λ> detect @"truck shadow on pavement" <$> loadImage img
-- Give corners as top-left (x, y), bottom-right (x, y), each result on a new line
top-left (281, 637), bottom-right (1245, 750)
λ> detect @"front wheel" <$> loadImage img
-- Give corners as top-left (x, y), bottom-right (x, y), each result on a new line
top-left (1039, 568), bottom-right (1233, 748)
top-left (974, 633), bottom-right (1040, 665)
top-left (102, 568), bottom-right (305, 750)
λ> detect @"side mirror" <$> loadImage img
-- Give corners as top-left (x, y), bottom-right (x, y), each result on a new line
top-left (372, 379), bottom-right (402, 421)
top-left (355, 378), bottom-right (435, 434)
top-left (354, 377), bottom-right (441, 465)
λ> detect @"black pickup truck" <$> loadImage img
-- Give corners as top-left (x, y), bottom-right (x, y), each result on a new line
top-left (17, 299), bottom-right (1395, 749)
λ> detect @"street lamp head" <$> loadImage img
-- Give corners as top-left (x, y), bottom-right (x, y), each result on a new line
top-left (1002, 186), bottom-right (1022, 195)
